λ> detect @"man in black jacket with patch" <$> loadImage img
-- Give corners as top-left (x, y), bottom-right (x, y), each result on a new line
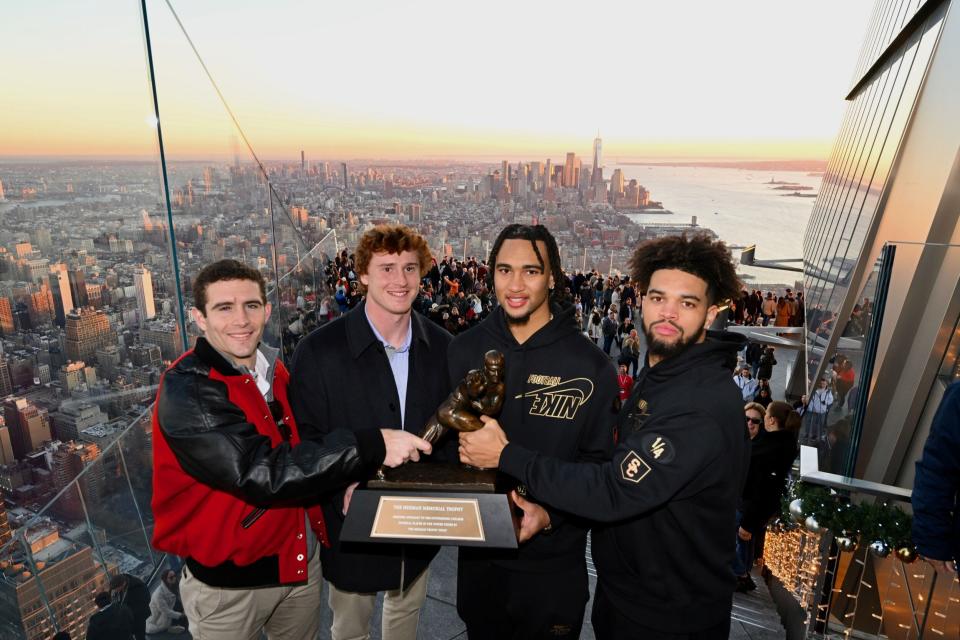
top-left (451, 224), bottom-right (619, 639)
top-left (461, 233), bottom-right (750, 639)
top-left (289, 225), bottom-right (452, 640)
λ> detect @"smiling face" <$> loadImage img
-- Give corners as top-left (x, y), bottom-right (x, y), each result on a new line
top-left (641, 268), bottom-right (718, 365)
top-left (360, 250), bottom-right (421, 318)
top-left (192, 279), bottom-right (271, 369)
top-left (493, 238), bottom-right (554, 331)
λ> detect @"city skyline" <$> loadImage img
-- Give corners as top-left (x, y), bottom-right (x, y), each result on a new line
top-left (2, 0), bottom-right (872, 161)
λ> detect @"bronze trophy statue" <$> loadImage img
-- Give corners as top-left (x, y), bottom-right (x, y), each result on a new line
top-left (420, 350), bottom-right (504, 446)
top-left (345, 349), bottom-right (518, 548)
top-left (377, 350), bottom-right (504, 480)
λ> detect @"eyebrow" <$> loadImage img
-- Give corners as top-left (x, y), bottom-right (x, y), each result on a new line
top-left (646, 288), bottom-right (702, 302)
top-left (496, 262), bottom-right (543, 271)
top-left (210, 299), bottom-right (263, 309)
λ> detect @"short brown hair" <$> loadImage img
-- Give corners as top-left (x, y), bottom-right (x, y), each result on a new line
top-left (193, 259), bottom-right (267, 315)
top-left (354, 224), bottom-right (432, 289)
top-left (628, 233), bottom-right (741, 306)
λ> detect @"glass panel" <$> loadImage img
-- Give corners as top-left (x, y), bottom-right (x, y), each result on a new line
top-left (0, 412), bottom-right (155, 638)
top-left (804, 7), bottom-right (946, 390)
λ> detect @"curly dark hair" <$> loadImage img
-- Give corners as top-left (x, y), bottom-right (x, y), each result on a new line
top-left (193, 259), bottom-right (267, 315)
top-left (628, 233), bottom-right (741, 305)
top-left (486, 224), bottom-right (567, 304)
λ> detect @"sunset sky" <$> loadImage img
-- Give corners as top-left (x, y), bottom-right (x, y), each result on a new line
top-left (2, 0), bottom-right (873, 161)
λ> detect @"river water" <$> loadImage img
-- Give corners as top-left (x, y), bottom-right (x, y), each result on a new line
top-left (616, 164), bottom-right (820, 285)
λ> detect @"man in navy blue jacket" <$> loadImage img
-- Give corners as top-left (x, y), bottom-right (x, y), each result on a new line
top-left (912, 381), bottom-right (960, 575)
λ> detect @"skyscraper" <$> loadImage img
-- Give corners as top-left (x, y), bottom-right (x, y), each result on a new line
top-left (563, 152), bottom-right (577, 188)
top-left (0, 297), bottom-right (14, 335)
top-left (52, 441), bottom-right (103, 520)
top-left (0, 426), bottom-right (14, 466)
top-left (609, 168), bottom-right (625, 202)
top-left (592, 134), bottom-right (602, 173)
top-left (592, 134), bottom-right (603, 187)
top-left (68, 269), bottom-right (89, 308)
top-left (2, 396), bottom-right (51, 460)
top-left (65, 308), bottom-right (112, 363)
top-left (48, 264), bottom-right (74, 327)
top-left (134, 266), bottom-right (156, 321)
top-left (0, 177), bottom-right (5, 201)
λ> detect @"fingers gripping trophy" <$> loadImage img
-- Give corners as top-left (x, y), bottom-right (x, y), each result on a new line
top-left (421, 350), bottom-right (505, 449)
top-left (347, 350), bottom-right (519, 549)
top-left (377, 350), bottom-right (504, 480)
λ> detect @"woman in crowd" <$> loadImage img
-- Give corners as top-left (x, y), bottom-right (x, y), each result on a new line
top-left (735, 400), bottom-right (800, 591)
top-left (775, 296), bottom-right (791, 327)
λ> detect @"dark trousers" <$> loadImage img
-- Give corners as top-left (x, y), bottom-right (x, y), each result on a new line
top-left (592, 585), bottom-right (730, 640)
top-left (602, 335), bottom-right (615, 354)
top-left (457, 555), bottom-right (588, 640)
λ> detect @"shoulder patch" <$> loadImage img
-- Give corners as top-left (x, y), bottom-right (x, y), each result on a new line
top-left (640, 433), bottom-right (675, 464)
top-left (620, 450), bottom-right (652, 483)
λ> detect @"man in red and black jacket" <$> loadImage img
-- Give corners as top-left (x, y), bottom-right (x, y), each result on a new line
top-left (151, 259), bottom-right (431, 640)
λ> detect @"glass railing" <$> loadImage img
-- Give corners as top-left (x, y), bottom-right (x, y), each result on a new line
top-left (0, 406), bottom-right (162, 639)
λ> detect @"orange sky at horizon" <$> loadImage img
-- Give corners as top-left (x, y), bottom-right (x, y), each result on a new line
top-left (1, 0), bottom-right (873, 163)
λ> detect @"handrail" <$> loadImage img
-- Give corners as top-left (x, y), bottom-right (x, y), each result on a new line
top-left (798, 444), bottom-right (912, 502)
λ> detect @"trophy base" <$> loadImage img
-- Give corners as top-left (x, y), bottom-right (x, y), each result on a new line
top-left (369, 462), bottom-right (498, 492)
top-left (342, 463), bottom-right (518, 548)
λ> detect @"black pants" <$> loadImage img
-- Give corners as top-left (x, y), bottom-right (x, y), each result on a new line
top-left (457, 555), bottom-right (588, 640)
top-left (592, 585), bottom-right (730, 640)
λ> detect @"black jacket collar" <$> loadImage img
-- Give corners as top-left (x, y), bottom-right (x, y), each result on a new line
top-left (345, 300), bottom-right (432, 359)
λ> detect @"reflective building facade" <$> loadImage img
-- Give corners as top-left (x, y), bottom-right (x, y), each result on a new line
top-left (803, 0), bottom-right (960, 485)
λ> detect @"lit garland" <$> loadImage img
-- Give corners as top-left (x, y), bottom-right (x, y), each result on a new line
top-left (777, 481), bottom-right (914, 557)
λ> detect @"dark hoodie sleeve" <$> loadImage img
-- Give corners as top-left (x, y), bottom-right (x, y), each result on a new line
top-left (501, 409), bottom-right (724, 522)
top-left (912, 383), bottom-right (960, 561)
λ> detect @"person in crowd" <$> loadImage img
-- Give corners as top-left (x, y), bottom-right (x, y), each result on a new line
top-left (757, 346), bottom-right (777, 381)
top-left (619, 328), bottom-right (642, 377)
top-left (820, 417), bottom-right (851, 475)
top-left (451, 223), bottom-right (619, 639)
top-left (761, 292), bottom-right (777, 325)
top-left (587, 309), bottom-right (604, 345)
top-left (774, 297), bottom-right (791, 327)
top-left (86, 591), bottom-right (134, 640)
top-left (289, 225), bottom-right (452, 640)
top-left (110, 574), bottom-right (150, 640)
top-left (754, 384), bottom-right (773, 408)
top-left (745, 340), bottom-right (763, 376)
top-left (601, 308), bottom-right (619, 355)
top-left (912, 381), bottom-right (960, 576)
top-left (802, 377), bottom-right (834, 444)
top-left (734, 366), bottom-right (759, 402)
top-left (617, 363), bottom-right (634, 402)
top-left (460, 232), bottom-right (749, 639)
top-left (145, 569), bottom-right (188, 635)
top-left (151, 259), bottom-right (431, 640)
top-left (735, 401), bottom-right (800, 592)
top-left (834, 358), bottom-right (856, 410)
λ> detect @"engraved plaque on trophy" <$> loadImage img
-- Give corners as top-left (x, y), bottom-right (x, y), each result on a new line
top-left (341, 351), bottom-right (519, 548)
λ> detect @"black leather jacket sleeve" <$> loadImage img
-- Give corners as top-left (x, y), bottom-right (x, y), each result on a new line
top-left (157, 369), bottom-right (375, 507)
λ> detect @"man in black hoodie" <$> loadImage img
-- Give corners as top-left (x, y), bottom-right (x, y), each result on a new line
top-left (461, 233), bottom-right (750, 639)
top-left (451, 224), bottom-right (619, 639)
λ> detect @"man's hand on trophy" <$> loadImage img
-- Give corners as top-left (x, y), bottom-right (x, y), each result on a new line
top-left (381, 429), bottom-right (433, 467)
top-left (342, 482), bottom-right (359, 515)
top-left (458, 416), bottom-right (508, 468)
top-left (510, 490), bottom-right (552, 543)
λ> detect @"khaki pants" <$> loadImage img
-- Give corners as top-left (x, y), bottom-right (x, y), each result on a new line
top-left (180, 550), bottom-right (321, 640)
top-left (328, 567), bottom-right (429, 640)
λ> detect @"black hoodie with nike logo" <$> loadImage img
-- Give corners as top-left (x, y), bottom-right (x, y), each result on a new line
top-left (448, 302), bottom-right (619, 570)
